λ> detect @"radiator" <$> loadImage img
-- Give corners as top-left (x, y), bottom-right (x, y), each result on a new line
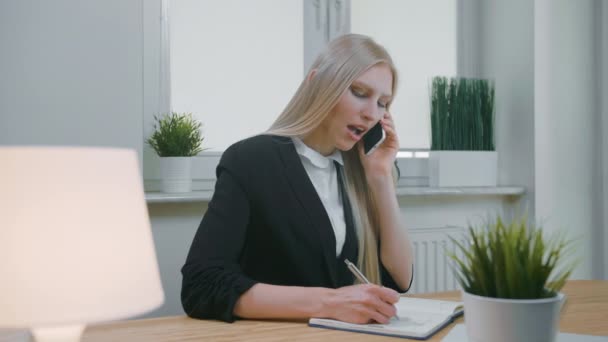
top-left (407, 226), bottom-right (466, 294)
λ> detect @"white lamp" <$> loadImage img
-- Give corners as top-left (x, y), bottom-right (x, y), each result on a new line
top-left (0, 147), bottom-right (164, 342)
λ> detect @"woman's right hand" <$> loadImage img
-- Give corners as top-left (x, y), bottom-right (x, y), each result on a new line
top-left (319, 284), bottom-right (400, 324)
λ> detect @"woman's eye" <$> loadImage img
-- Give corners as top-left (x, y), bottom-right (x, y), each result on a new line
top-left (351, 88), bottom-right (366, 98)
top-left (378, 102), bottom-right (387, 109)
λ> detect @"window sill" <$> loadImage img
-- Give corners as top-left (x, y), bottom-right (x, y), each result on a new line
top-left (145, 186), bottom-right (525, 204)
top-left (396, 186), bottom-right (525, 197)
top-left (145, 190), bottom-right (214, 203)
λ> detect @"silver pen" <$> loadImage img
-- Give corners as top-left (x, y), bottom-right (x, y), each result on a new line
top-left (344, 258), bottom-right (371, 284)
top-left (344, 259), bottom-right (400, 320)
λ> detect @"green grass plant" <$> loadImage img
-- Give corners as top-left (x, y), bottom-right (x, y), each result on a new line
top-left (146, 112), bottom-right (205, 157)
top-left (430, 76), bottom-right (495, 151)
top-left (448, 216), bottom-right (576, 299)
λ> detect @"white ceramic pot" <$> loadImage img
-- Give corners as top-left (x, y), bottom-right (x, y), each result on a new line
top-left (160, 157), bottom-right (192, 193)
top-left (463, 291), bottom-right (565, 342)
top-left (429, 151), bottom-right (497, 187)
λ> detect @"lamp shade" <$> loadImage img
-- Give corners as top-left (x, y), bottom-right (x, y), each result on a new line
top-left (0, 147), bottom-right (164, 328)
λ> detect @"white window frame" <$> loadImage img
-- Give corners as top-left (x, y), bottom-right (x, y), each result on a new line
top-left (143, 0), bottom-right (467, 191)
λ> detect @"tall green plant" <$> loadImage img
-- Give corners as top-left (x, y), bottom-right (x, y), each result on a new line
top-left (448, 216), bottom-right (576, 299)
top-left (430, 76), bottom-right (495, 151)
top-left (146, 112), bottom-right (205, 157)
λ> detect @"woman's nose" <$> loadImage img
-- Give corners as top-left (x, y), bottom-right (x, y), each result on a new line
top-left (361, 101), bottom-right (381, 122)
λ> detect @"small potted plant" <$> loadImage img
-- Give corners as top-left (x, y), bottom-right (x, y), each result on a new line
top-left (429, 76), bottom-right (496, 187)
top-left (449, 216), bottom-right (576, 342)
top-left (146, 112), bottom-right (204, 193)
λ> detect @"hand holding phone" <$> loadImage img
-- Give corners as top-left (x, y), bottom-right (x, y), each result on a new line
top-left (363, 121), bottom-right (386, 155)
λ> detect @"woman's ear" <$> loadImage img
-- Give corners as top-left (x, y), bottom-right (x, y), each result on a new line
top-left (306, 69), bottom-right (318, 84)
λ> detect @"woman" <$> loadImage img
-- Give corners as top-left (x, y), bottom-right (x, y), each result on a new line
top-left (181, 33), bottom-right (414, 324)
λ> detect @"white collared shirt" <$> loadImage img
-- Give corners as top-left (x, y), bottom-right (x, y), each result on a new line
top-left (292, 137), bottom-right (346, 256)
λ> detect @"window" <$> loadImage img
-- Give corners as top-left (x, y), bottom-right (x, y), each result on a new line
top-left (169, 0), bottom-right (303, 151)
top-left (143, 0), bottom-right (457, 187)
top-left (350, 0), bottom-right (457, 148)
top-left (160, 0), bottom-right (457, 151)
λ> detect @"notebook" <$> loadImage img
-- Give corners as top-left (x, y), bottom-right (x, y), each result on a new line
top-left (309, 297), bottom-right (464, 340)
top-left (441, 324), bottom-right (608, 342)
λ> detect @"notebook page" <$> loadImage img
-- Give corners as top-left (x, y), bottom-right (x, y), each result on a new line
top-left (366, 312), bottom-right (451, 336)
top-left (397, 297), bottom-right (463, 316)
top-left (310, 308), bottom-right (457, 339)
top-left (309, 313), bottom-right (450, 338)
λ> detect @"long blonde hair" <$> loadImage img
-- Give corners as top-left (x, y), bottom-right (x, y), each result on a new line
top-left (266, 34), bottom-right (398, 284)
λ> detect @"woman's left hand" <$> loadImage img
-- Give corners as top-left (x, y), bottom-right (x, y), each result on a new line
top-left (358, 111), bottom-right (399, 180)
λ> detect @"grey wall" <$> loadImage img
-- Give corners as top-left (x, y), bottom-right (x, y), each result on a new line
top-left (0, 0), bottom-right (226, 320)
top-left (478, 0), bottom-right (535, 216)
top-left (458, 0), bottom-right (536, 214)
top-left (0, 0), bottom-right (144, 167)
top-left (535, 0), bottom-right (600, 279)
top-left (139, 203), bottom-right (205, 319)
top-left (471, 0), bottom-right (605, 279)
top-left (457, 0), bottom-right (481, 78)
top-left (602, 0), bottom-right (608, 279)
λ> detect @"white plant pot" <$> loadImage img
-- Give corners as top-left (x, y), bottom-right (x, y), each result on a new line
top-left (463, 291), bottom-right (565, 342)
top-left (396, 157), bottom-right (429, 187)
top-left (429, 151), bottom-right (497, 187)
top-left (160, 157), bottom-right (192, 193)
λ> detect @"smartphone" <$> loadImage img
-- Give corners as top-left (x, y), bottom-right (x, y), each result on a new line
top-left (363, 121), bottom-right (386, 155)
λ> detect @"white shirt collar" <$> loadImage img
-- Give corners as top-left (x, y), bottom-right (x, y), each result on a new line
top-left (292, 137), bottom-right (343, 168)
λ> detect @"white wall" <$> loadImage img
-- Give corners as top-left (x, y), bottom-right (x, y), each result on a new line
top-left (535, 0), bottom-right (598, 279)
top-left (0, 0), bottom-right (144, 167)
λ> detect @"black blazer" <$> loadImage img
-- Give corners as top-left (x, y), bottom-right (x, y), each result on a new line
top-left (181, 135), bottom-right (404, 322)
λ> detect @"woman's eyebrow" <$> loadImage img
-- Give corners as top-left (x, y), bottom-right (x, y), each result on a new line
top-left (351, 81), bottom-right (392, 98)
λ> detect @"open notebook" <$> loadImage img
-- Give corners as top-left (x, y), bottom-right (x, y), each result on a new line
top-left (309, 297), bottom-right (463, 340)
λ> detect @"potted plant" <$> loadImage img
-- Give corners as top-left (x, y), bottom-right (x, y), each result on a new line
top-left (146, 112), bottom-right (204, 193)
top-left (448, 216), bottom-right (576, 342)
top-left (429, 76), bottom-right (496, 187)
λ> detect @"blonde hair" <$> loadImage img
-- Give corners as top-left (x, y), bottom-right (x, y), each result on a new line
top-left (266, 34), bottom-right (398, 284)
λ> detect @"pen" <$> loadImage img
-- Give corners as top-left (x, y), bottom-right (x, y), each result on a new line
top-left (344, 259), bottom-right (400, 320)
top-left (344, 258), bottom-right (371, 284)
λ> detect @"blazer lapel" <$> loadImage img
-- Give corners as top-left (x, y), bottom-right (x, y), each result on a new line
top-left (274, 136), bottom-right (339, 287)
top-left (336, 162), bottom-right (358, 267)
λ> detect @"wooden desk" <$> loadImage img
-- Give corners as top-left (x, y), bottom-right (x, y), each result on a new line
top-left (82, 280), bottom-right (607, 341)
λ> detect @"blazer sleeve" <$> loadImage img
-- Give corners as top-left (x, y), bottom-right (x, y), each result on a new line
top-left (381, 262), bottom-right (414, 293)
top-left (181, 142), bottom-right (258, 322)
